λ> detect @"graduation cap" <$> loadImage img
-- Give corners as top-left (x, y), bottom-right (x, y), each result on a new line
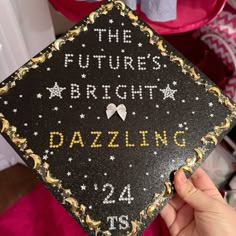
top-left (0, 0), bottom-right (236, 235)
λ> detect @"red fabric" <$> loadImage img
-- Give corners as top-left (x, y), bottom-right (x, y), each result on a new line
top-left (164, 32), bottom-right (231, 88)
top-left (49, 0), bottom-right (226, 34)
top-left (0, 183), bottom-right (170, 236)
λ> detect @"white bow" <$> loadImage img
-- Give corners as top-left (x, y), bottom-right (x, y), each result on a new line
top-left (106, 103), bottom-right (127, 121)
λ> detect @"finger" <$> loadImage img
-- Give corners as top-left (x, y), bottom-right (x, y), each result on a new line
top-left (191, 167), bottom-right (224, 201)
top-left (174, 169), bottom-right (217, 211)
top-left (169, 204), bottom-right (194, 235)
top-left (168, 193), bottom-right (185, 212)
top-left (191, 167), bottom-right (217, 191)
top-left (160, 203), bottom-right (176, 229)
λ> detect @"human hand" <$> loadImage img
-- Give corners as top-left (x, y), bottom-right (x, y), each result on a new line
top-left (160, 167), bottom-right (236, 236)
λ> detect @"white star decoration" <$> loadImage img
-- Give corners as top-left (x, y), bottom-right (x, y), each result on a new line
top-left (110, 155), bottom-right (115, 161)
top-left (43, 155), bottom-right (48, 160)
top-left (46, 82), bottom-right (66, 99)
top-left (37, 93), bottom-right (42, 99)
top-left (67, 171), bottom-right (71, 176)
top-left (160, 84), bottom-right (177, 100)
top-left (94, 184), bottom-right (98, 190)
top-left (80, 114), bottom-right (85, 119)
top-left (109, 19), bottom-right (114, 24)
top-left (81, 74), bottom-right (86, 78)
top-left (81, 184), bottom-right (86, 190)
top-left (138, 43), bottom-right (142, 47)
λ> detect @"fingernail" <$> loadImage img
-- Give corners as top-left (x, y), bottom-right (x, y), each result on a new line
top-left (179, 169), bottom-right (188, 183)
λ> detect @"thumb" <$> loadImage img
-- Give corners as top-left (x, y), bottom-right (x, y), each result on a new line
top-left (174, 169), bottom-right (216, 211)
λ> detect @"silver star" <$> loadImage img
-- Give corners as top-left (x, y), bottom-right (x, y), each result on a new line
top-left (3, 101), bottom-right (8, 105)
top-left (138, 43), bottom-right (142, 47)
top-left (68, 157), bottom-right (73, 162)
top-left (13, 109), bottom-right (18, 113)
top-left (81, 74), bottom-right (86, 78)
top-left (43, 155), bottom-right (48, 160)
top-left (209, 102), bottom-right (213, 107)
top-left (80, 114), bottom-right (85, 119)
top-left (81, 184), bottom-right (86, 190)
top-left (110, 155), bottom-right (115, 161)
top-left (67, 171), bottom-right (71, 176)
top-left (160, 84), bottom-right (177, 100)
top-left (33, 132), bottom-right (38, 136)
top-left (46, 82), bottom-right (66, 99)
top-left (109, 19), bottom-right (114, 24)
top-left (37, 93), bottom-right (42, 99)
top-left (179, 124), bottom-right (183, 128)
top-left (94, 184), bottom-right (98, 190)
top-left (53, 107), bottom-right (59, 111)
